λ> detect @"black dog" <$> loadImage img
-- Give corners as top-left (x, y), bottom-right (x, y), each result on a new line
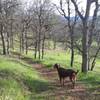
top-left (53, 63), bottom-right (79, 88)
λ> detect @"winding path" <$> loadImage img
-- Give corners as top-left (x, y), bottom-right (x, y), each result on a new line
top-left (31, 63), bottom-right (94, 100)
top-left (20, 56), bottom-right (100, 100)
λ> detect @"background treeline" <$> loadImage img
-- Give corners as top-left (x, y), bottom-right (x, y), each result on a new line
top-left (0, 0), bottom-right (100, 73)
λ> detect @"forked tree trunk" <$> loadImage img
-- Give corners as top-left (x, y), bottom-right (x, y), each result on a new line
top-left (70, 0), bottom-right (98, 73)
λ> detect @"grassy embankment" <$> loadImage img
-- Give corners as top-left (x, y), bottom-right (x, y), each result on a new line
top-left (0, 55), bottom-right (51, 100)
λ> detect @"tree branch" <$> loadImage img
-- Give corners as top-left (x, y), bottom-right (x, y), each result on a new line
top-left (88, 0), bottom-right (99, 48)
top-left (71, 0), bottom-right (84, 20)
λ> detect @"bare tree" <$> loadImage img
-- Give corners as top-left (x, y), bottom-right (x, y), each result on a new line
top-left (71, 0), bottom-right (99, 72)
top-left (0, 0), bottom-right (6, 54)
top-left (0, 0), bottom-right (20, 55)
top-left (30, 0), bottom-right (54, 59)
top-left (57, 0), bottom-right (79, 67)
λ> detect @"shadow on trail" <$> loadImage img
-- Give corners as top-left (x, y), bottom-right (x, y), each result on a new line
top-left (0, 69), bottom-right (52, 94)
top-left (11, 51), bottom-right (41, 64)
top-left (21, 57), bottom-right (41, 65)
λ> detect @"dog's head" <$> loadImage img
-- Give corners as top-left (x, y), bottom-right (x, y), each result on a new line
top-left (72, 70), bottom-right (79, 80)
top-left (53, 63), bottom-right (60, 69)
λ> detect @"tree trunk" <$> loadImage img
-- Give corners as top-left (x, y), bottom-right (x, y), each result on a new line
top-left (70, 30), bottom-right (74, 67)
top-left (42, 34), bottom-right (45, 59)
top-left (0, 24), bottom-right (6, 55)
top-left (25, 31), bottom-right (28, 55)
top-left (53, 40), bottom-right (56, 50)
top-left (6, 32), bottom-right (10, 55)
top-left (82, 23), bottom-right (88, 73)
top-left (20, 35), bottom-right (22, 53)
top-left (34, 40), bottom-right (38, 59)
top-left (88, 57), bottom-right (90, 70)
top-left (10, 19), bottom-right (14, 50)
top-left (91, 46), bottom-right (100, 71)
top-left (38, 30), bottom-right (41, 59)
top-left (22, 32), bottom-right (24, 53)
top-left (38, 23), bottom-right (41, 59)
top-left (70, 44), bottom-right (74, 67)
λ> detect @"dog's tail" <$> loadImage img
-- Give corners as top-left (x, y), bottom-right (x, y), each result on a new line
top-left (75, 70), bottom-right (79, 74)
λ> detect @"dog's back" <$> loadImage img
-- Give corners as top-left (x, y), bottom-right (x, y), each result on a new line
top-left (58, 68), bottom-right (76, 78)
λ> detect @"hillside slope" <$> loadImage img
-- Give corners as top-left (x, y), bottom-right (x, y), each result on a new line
top-left (0, 56), bottom-right (49, 100)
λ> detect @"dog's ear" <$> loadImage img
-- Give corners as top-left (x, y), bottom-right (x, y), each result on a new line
top-left (55, 63), bottom-right (57, 65)
top-left (58, 64), bottom-right (60, 67)
top-left (76, 70), bottom-right (79, 74)
top-left (53, 63), bottom-right (58, 69)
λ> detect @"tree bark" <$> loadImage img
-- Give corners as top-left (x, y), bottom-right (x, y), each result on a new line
top-left (6, 32), bottom-right (10, 54)
top-left (10, 17), bottom-right (14, 50)
top-left (81, 22), bottom-right (88, 72)
top-left (20, 35), bottom-right (22, 53)
top-left (42, 33), bottom-right (45, 59)
top-left (38, 15), bottom-right (42, 59)
top-left (34, 40), bottom-right (38, 59)
top-left (91, 46), bottom-right (100, 71)
top-left (25, 31), bottom-right (28, 55)
top-left (22, 32), bottom-right (24, 53)
top-left (70, 30), bottom-right (74, 67)
top-left (0, 24), bottom-right (6, 55)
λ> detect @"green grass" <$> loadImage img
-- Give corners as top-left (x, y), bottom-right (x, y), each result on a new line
top-left (25, 50), bottom-right (82, 69)
top-left (0, 56), bottom-right (50, 100)
top-left (27, 50), bottom-right (100, 88)
top-left (22, 50), bottom-right (100, 88)
top-left (44, 50), bottom-right (82, 69)
top-left (43, 50), bottom-right (100, 87)
top-left (0, 49), bottom-right (100, 99)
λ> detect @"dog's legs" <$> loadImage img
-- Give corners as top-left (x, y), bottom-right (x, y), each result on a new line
top-left (62, 78), bottom-right (64, 86)
top-left (72, 74), bottom-right (76, 88)
top-left (70, 76), bottom-right (72, 82)
top-left (59, 77), bottom-right (62, 86)
top-left (72, 80), bottom-right (75, 88)
top-left (70, 76), bottom-right (75, 88)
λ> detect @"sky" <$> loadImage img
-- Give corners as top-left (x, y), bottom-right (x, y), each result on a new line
top-left (22, 0), bottom-right (98, 16)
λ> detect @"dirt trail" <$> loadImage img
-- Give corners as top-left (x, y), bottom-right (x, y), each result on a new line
top-left (20, 56), bottom-right (100, 100)
top-left (31, 63), bottom-right (92, 100)
top-left (9, 51), bottom-right (100, 100)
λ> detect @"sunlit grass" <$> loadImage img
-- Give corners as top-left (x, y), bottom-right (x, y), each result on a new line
top-left (0, 49), bottom-right (99, 99)
top-left (0, 56), bottom-right (50, 100)
top-left (25, 50), bottom-right (82, 69)
top-left (26, 50), bottom-right (100, 89)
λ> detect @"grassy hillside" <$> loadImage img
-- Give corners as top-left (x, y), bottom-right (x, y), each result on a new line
top-left (0, 56), bottom-right (50, 100)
